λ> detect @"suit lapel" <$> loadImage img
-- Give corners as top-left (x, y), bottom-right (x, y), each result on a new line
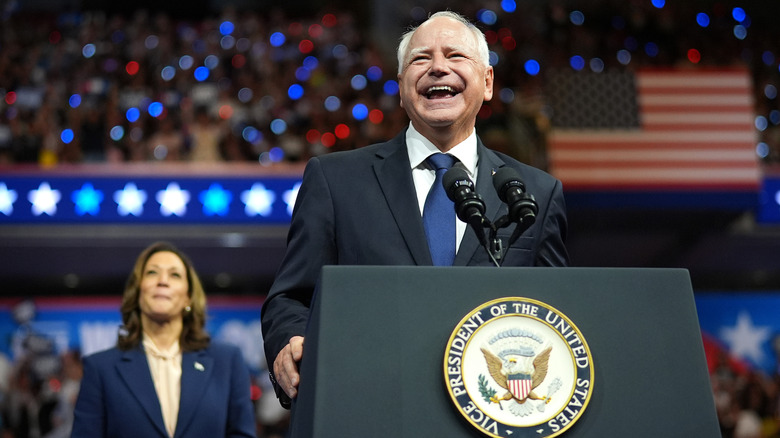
top-left (454, 139), bottom-right (506, 266)
top-left (373, 132), bottom-right (432, 265)
top-left (116, 348), bottom-right (168, 437)
top-left (175, 351), bottom-right (214, 438)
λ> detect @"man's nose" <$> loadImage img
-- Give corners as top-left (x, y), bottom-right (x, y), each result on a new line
top-left (429, 53), bottom-right (451, 75)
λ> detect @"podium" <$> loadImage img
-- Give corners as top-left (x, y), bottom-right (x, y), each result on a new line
top-left (288, 266), bottom-right (720, 437)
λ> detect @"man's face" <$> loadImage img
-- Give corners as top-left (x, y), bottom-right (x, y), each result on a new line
top-left (398, 16), bottom-right (494, 146)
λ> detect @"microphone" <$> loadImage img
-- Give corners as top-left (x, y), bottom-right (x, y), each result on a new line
top-left (492, 167), bottom-right (538, 227)
top-left (442, 165), bottom-right (488, 247)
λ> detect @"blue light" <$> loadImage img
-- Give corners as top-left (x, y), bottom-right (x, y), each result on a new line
top-left (82, 44), bottom-right (96, 58)
top-left (237, 87), bottom-right (253, 103)
top-left (179, 55), bottom-right (194, 70)
top-left (69, 94), bottom-right (82, 109)
top-left (489, 51), bottom-right (499, 66)
top-left (242, 126), bottom-right (262, 144)
top-left (770, 110), bottom-right (780, 125)
top-left (72, 183), bottom-right (104, 216)
top-left (478, 9), bottom-right (498, 26)
top-left (501, 0), bottom-right (516, 13)
top-left (148, 102), bottom-right (164, 118)
top-left (524, 59), bottom-right (540, 76)
top-left (499, 88), bottom-right (515, 104)
top-left (161, 66), bottom-right (176, 81)
top-left (288, 84), bottom-right (304, 100)
top-left (126, 108), bottom-right (140, 123)
top-left (270, 32), bottom-right (286, 47)
top-left (644, 42), bottom-right (659, 57)
top-left (303, 56), bottom-right (319, 70)
top-left (219, 21), bottom-right (235, 36)
top-left (332, 44), bottom-right (348, 59)
top-left (617, 49), bottom-right (632, 65)
top-left (110, 126), bottom-right (125, 141)
top-left (569, 55), bottom-right (586, 71)
top-left (352, 104), bottom-right (369, 121)
top-left (756, 115), bottom-right (768, 131)
top-left (732, 7), bottom-right (746, 22)
top-left (383, 80), bottom-right (399, 95)
top-left (351, 75), bottom-right (367, 90)
top-left (366, 66), bottom-right (383, 81)
top-left (61, 129), bottom-right (74, 144)
top-left (220, 35), bottom-right (235, 50)
top-left (763, 51), bottom-right (776, 66)
top-left (651, 0), bottom-right (665, 8)
top-left (204, 55), bottom-right (219, 70)
top-left (569, 11), bottom-right (585, 26)
top-left (194, 66), bottom-right (210, 81)
top-left (295, 67), bottom-right (311, 81)
top-left (590, 58), bottom-right (605, 73)
top-left (756, 142), bottom-right (769, 158)
top-left (270, 119), bottom-right (287, 135)
top-left (324, 96), bottom-right (341, 111)
top-left (269, 147), bottom-right (285, 162)
top-left (696, 13), bottom-right (710, 27)
top-left (734, 25), bottom-right (747, 40)
top-left (200, 183), bottom-right (232, 216)
top-left (765, 84), bottom-right (778, 100)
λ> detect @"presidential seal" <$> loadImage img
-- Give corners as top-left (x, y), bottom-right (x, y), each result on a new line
top-left (443, 297), bottom-right (594, 438)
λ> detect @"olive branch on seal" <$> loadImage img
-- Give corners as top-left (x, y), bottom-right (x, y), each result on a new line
top-left (478, 374), bottom-right (498, 403)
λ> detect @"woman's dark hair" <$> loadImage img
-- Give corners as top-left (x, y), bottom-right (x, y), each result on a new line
top-left (117, 241), bottom-right (210, 351)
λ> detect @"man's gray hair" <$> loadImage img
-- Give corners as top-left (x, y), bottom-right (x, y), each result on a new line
top-left (396, 11), bottom-right (490, 76)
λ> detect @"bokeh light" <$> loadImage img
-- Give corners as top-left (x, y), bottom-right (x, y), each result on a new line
top-left (60, 129), bottom-right (74, 144)
top-left (352, 103), bottom-right (369, 121)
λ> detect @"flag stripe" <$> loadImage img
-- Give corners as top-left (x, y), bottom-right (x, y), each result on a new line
top-left (548, 68), bottom-right (759, 190)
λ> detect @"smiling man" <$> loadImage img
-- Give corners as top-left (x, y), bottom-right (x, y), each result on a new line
top-left (260, 10), bottom-right (569, 408)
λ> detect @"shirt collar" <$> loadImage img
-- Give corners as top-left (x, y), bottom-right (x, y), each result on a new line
top-left (405, 123), bottom-right (478, 178)
top-left (142, 332), bottom-right (181, 359)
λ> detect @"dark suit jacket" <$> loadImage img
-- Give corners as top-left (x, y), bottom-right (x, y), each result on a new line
top-left (71, 342), bottom-right (256, 438)
top-left (261, 129), bottom-right (569, 404)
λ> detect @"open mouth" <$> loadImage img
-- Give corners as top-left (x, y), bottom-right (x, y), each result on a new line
top-left (425, 85), bottom-right (459, 99)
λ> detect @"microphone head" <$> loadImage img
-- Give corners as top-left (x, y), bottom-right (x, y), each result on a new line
top-left (492, 167), bottom-right (525, 203)
top-left (442, 165), bottom-right (473, 200)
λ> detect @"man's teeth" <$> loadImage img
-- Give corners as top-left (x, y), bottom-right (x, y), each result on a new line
top-left (427, 86), bottom-right (455, 94)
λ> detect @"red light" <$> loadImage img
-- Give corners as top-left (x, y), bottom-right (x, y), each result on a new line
top-left (49, 31), bottom-right (61, 44)
top-left (369, 109), bottom-right (384, 124)
top-left (687, 49), bottom-right (701, 64)
top-left (309, 24), bottom-right (323, 38)
top-left (484, 30), bottom-right (498, 45)
top-left (126, 61), bottom-right (140, 75)
top-left (5, 91), bottom-right (16, 105)
top-left (49, 377), bottom-right (62, 392)
top-left (502, 37), bottom-right (516, 51)
top-left (334, 124), bottom-right (350, 139)
top-left (498, 28), bottom-right (513, 40)
top-left (218, 105), bottom-right (233, 120)
top-left (288, 22), bottom-right (303, 36)
top-left (299, 40), bottom-right (314, 54)
top-left (232, 54), bottom-right (246, 68)
top-left (306, 129), bottom-right (321, 143)
top-left (322, 13), bottom-right (338, 27)
top-left (321, 132), bottom-right (336, 147)
top-left (250, 384), bottom-right (262, 401)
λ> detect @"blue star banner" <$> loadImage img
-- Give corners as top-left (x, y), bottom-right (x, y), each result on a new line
top-left (0, 172), bottom-right (302, 223)
top-left (695, 292), bottom-right (780, 375)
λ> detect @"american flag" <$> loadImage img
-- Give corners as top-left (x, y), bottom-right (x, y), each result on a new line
top-left (546, 68), bottom-right (759, 190)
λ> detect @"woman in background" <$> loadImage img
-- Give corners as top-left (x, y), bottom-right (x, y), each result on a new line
top-left (71, 241), bottom-right (256, 438)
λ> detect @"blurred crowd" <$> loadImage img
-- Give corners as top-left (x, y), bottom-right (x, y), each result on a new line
top-left (0, 1), bottom-right (779, 167)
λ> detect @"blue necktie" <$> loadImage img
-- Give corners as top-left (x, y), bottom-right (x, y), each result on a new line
top-left (423, 153), bottom-right (456, 266)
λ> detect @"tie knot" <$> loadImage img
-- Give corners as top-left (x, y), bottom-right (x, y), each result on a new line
top-left (426, 153), bottom-right (456, 171)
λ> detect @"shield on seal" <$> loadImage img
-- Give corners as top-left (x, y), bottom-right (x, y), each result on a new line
top-left (507, 373), bottom-right (533, 400)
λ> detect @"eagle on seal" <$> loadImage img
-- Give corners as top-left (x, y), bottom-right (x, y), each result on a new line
top-left (481, 346), bottom-right (553, 405)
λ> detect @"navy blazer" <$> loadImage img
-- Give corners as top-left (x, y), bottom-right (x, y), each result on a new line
top-left (71, 342), bottom-right (256, 438)
top-left (261, 129), bottom-right (569, 403)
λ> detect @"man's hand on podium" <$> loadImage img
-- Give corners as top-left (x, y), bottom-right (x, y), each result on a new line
top-left (274, 335), bottom-right (305, 399)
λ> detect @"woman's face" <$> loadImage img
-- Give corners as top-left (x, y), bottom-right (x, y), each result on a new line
top-left (138, 251), bottom-right (191, 324)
